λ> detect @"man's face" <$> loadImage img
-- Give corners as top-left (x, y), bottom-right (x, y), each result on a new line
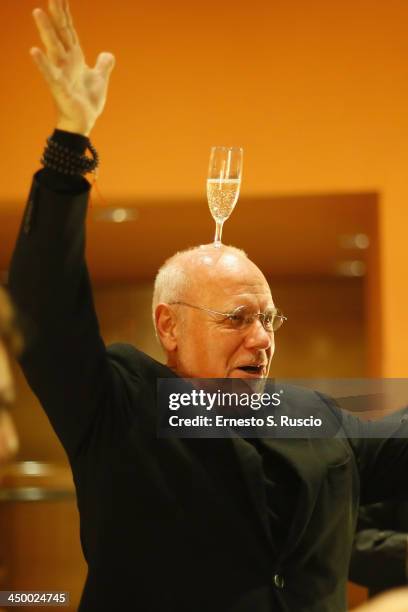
top-left (169, 248), bottom-right (275, 379)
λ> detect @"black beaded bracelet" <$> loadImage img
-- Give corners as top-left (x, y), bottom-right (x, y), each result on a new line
top-left (41, 137), bottom-right (99, 176)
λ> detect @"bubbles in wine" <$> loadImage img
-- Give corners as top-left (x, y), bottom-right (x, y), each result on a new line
top-left (207, 178), bottom-right (241, 223)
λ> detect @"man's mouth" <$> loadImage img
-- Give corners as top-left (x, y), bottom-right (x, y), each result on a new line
top-left (235, 365), bottom-right (266, 377)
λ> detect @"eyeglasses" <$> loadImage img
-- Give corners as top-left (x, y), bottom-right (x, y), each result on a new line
top-left (169, 302), bottom-right (287, 332)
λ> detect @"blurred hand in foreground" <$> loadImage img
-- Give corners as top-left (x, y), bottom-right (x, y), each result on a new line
top-left (0, 410), bottom-right (18, 464)
top-left (353, 588), bottom-right (408, 612)
top-left (0, 286), bottom-right (20, 464)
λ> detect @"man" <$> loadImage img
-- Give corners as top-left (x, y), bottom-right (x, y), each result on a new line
top-left (8, 1), bottom-right (408, 610)
top-left (0, 286), bottom-right (19, 463)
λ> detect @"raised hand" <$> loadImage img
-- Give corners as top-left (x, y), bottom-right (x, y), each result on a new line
top-left (30, 0), bottom-right (115, 136)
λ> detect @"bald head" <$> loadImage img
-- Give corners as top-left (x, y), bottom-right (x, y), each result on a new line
top-left (153, 244), bottom-right (269, 324)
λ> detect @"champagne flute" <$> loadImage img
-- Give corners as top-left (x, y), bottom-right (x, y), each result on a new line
top-left (207, 146), bottom-right (243, 247)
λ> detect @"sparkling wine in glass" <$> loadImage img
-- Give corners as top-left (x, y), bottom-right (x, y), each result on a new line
top-left (207, 146), bottom-right (243, 247)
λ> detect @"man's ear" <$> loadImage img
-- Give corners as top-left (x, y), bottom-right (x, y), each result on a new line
top-left (155, 304), bottom-right (178, 352)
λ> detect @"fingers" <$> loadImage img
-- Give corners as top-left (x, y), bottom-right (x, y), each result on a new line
top-left (29, 47), bottom-right (58, 85)
top-left (62, 0), bottom-right (80, 45)
top-left (94, 52), bottom-right (116, 82)
top-left (33, 7), bottom-right (66, 64)
top-left (48, 0), bottom-right (76, 49)
top-left (94, 52), bottom-right (115, 91)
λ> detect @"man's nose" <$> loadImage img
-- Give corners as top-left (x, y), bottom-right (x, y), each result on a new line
top-left (243, 319), bottom-right (273, 351)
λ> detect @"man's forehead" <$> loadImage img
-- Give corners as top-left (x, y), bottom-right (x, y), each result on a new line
top-left (183, 246), bottom-right (272, 303)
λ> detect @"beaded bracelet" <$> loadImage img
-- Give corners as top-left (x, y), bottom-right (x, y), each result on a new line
top-left (41, 137), bottom-right (99, 176)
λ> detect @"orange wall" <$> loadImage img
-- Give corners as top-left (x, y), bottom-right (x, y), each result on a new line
top-left (1, 0), bottom-right (407, 374)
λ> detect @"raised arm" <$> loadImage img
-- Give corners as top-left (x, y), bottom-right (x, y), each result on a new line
top-left (8, 0), bottom-right (118, 461)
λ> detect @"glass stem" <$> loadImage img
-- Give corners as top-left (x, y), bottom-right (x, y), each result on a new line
top-left (214, 221), bottom-right (224, 247)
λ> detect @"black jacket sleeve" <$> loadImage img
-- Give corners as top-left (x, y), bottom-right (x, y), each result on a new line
top-left (349, 502), bottom-right (408, 594)
top-left (8, 145), bottom-right (128, 461)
